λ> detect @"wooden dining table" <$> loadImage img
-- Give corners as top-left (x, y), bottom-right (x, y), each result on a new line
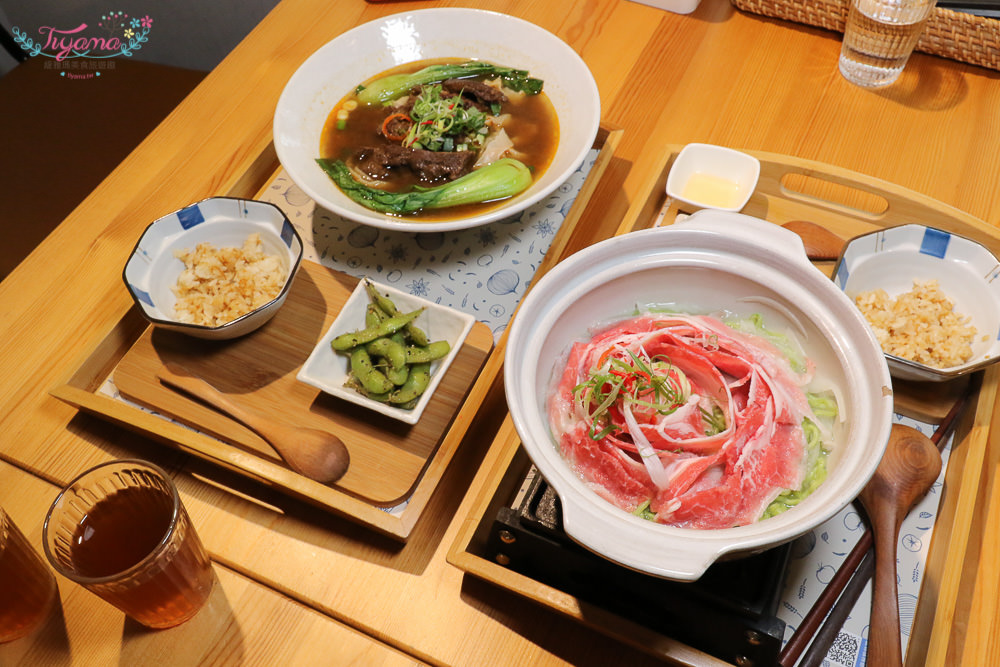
top-left (3, 0), bottom-right (1000, 664)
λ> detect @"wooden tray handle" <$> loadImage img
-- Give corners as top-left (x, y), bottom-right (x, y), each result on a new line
top-left (758, 155), bottom-right (893, 222)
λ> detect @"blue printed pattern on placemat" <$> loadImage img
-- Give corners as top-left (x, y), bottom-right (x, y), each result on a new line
top-left (262, 150), bottom-right (598, 341)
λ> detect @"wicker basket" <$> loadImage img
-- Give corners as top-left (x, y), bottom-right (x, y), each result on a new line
top-left (730, 0), bottom-right (1000, 71)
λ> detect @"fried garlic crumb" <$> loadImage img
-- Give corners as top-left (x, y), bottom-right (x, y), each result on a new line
top-left (855, 279), bottom-right (976, 368)
top-left (172, 233), bottom-right (285, 327)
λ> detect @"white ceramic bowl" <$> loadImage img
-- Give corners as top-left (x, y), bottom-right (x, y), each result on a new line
top-left (834, 224), bottom-right (1000, 382)
top-left (297, 279), bottom-right (475, 425)
top-left (273, 7), bottom-right (601, 233)
top-left (504, 211), bottom-right (894, 581)
top-left (665, 143), bottom-right (760, 212)
top-left (123, 197), bottom-right (303, 340)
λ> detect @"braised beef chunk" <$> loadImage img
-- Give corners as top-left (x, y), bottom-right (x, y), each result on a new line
top-left (442, 78), bottom-right (507, 108)
top-left (410, 149), bottom-right (476, 181)
top-left (352, 145), bottom-right (476, 183)
top-left (352, 145), bottom-right (410, 179)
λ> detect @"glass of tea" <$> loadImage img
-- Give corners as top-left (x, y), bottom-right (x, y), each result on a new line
top-left (42, 460), bottom-right (215, 629)
top-left (0, 507), bottom-right (58, 643)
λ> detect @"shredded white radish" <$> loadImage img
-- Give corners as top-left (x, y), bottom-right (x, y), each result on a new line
top-left (622, 402), bottom-right (672, 490)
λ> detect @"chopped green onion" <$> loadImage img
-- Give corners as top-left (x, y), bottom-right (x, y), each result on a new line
top-left (632, 501), bottom-right (657, 521)
top-left (401, 84), bottom-right (487, 152)
top-left (572, 349), bottom-right (710, 441)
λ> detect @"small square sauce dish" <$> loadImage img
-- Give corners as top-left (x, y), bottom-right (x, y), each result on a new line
top-left (665, 143), bottom-right (761, 213)
top-left (297, 279), bottom-right (476, 424)
top-left (833, 224), bottom-right (1000, 382)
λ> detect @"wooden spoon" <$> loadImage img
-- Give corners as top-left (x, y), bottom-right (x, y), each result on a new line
top-left (781, 220), bottom-right (847, 261)
top-left (857, 424), bottom-right (942, 667)
top-left (157, 362), bottom-right (350, 484)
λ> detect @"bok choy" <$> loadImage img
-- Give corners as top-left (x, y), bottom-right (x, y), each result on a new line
top-left (316, 157), bottom-right (533, 215)
top-left (356, 61), bottom-right (543, 105)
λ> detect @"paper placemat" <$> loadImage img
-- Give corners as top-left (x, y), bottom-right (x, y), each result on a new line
top-left (259, 150), bottom-right (599, 342)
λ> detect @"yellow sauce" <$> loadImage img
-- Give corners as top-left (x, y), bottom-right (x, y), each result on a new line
top-left (680, 172), bottom-right (742, 209)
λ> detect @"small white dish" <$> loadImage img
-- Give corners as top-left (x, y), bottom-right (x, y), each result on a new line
top-left (122, 197), bottom-right (303, 340)
top-left (834, 224), bottom-right (1000, 382)
top-left (665, 143), bottom-right (761, 213)
top-left (273, 7), bottom-right (601, 233)
top-left (297, 279), bottom-right (475, 424)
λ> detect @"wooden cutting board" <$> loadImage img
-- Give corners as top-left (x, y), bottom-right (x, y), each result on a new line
top-left (114, 260), bottom-right (493, 506)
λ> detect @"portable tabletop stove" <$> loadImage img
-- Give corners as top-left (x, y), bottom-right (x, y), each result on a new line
top-left (487, 466), bottom-right (790, 666)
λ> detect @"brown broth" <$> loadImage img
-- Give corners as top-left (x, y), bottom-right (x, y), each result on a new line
top-left (69, 485), bottom-right (173, 578)
top-left (319, 57), bottom-right (560, 221)
top-left (0, 515), bottom-right (57, 642)
top-left (68, 485), bottom-right (214, 629)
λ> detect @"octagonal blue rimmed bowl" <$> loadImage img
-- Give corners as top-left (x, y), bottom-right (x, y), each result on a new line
top-left (123, 197), bottom-right (304, 340)
top-left (833, 223), bottom-right (1000, 382)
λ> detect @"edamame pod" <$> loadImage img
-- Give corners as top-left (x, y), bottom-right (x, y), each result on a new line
top-left (364, 280), bottom-right (398, 316)
top-left (331, 308), bottom-right (424, 351)
top-left (344, 375), bottom-right (390, 402)
top-left (349, 348), bottom-right (394, 394)
top-left (366, 337), bottom-right (409, 385)
top-left (388, 362), bottom-right (430, 404)
top-left (365, 302), bottom-right (384, 329)
top-left (364, 281), bottom-right (430, 346)
top-left (336, 281), bottom-right (453, 409)
top-left (405, 340), bottom-right (451, 363)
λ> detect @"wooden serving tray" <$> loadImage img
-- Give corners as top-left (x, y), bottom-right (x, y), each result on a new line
top-left (113, 260), bottom-right (491, 507)
top-left (448, 146), bottom-right (999, 665)
top-left (51, 126), bottom-right (623, 540)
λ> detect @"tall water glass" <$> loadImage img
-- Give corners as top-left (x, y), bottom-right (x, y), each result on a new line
top-left (0, 507), bottom-right (58, 642)
top-left (42, 460), bottom-right (215, 629)
top-left (838, 0), bottom-right (938, 87)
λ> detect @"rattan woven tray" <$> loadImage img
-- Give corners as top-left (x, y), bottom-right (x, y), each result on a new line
top-left (730, 0), bottom-right (1000, 71)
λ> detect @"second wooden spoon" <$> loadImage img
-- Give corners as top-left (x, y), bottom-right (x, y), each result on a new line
top-left (858, 424), bottom-right (942, 667)
top-left (157, 362), bottom-right (350, 484)
top-left (781, 220), bottom-right (846, 261)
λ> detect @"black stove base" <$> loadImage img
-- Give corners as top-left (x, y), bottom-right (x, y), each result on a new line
top-left (487, 468), bottom-right (788, 667)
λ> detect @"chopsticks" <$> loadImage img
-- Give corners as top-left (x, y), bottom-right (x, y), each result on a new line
top-left (799, 549), bottom-right (876, 667)
top-left (778, 394), bottom-right (970, 667)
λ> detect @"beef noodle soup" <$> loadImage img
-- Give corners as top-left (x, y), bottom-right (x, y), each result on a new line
top-left (317, 58), bottom-right (559, 221)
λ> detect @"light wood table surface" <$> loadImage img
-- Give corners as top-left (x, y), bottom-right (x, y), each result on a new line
top-left (3, 0), bottom-right (1000, 665)
top-left (0, 461), bottom-right (422, 666)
